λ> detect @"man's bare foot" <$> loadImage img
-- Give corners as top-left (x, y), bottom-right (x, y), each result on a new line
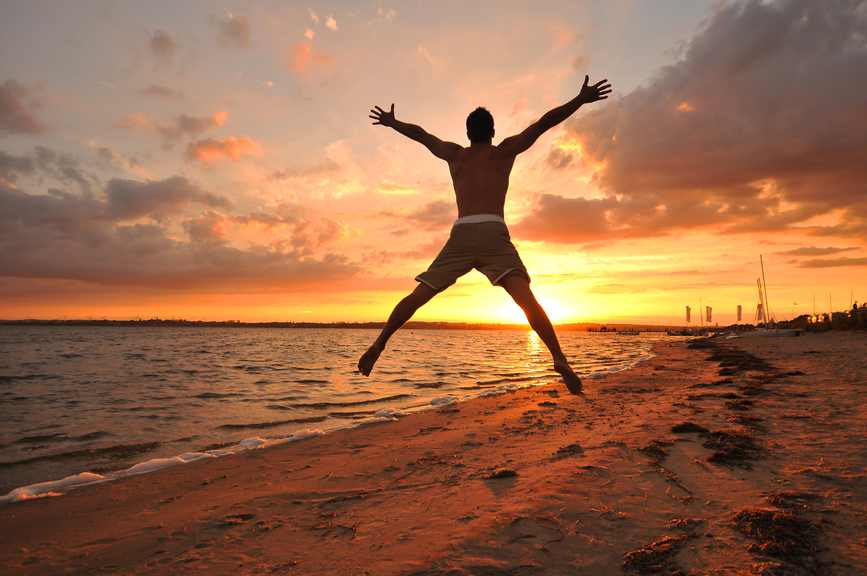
top-left (554, 359), bottom-right (582, 395)
top-left (358, 343), bottom-right (383, 377)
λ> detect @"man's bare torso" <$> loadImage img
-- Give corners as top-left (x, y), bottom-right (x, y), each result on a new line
top-left (447, 143), bottom-right (517, 219)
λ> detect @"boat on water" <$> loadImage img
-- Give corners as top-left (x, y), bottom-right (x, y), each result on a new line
top-left (728, 255), bottom-right (804, 339)
top-left (618, 331), bottom-right (640, 335)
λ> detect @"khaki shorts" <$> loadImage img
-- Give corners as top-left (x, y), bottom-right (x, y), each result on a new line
top-left (415, 221), bottom-right (530, 292)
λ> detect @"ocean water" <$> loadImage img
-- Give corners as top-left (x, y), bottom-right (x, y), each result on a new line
top-left (0, 326), bottom-right (670, 496)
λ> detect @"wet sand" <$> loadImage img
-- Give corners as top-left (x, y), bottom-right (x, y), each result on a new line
top-left (1, 332), bottom-right (865, 575)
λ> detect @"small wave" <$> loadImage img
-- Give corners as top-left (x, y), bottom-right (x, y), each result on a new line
top-left (73, 431), bottom-right (113, 441)
top-left (0, 441), bottom-right (163, 467)
top-left (12, 433), bottom-right (67, 444)
top-left (286, 393), bottom-right (414, 408)
top-left (194, 392), bottom-right (244, 399)
top-left (59, 353), bottom-right (84, 359)
top-left (215, 416), bottom-right (327, 430)
top-left (328, 410), bottom-right (376, 418)
top-left (414, 382), bottom-right (446, 389)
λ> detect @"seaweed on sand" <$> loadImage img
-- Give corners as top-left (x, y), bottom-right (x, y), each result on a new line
top-left (670, 421), bottom-right (710, 435)
top-left (704, 428), bottom-right (763, 468)
top-left (622, 532), bottom-right (698, 574)
top-left (766, 491), bottom-right (822, 509)
top-left (637, 440), bottom-right (674, 461)
top-left (725, 398), bottom-right (754, 411)
top-left (730, 507), bottom-right (822, 558)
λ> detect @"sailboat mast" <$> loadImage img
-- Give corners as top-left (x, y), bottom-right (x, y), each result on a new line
top-left (760, 255), bottom-right (772, 324)
top-left (757, 278), bottom-right (767, 326)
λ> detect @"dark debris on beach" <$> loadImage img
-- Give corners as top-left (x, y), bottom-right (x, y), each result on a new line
top-left (622, 532), bottom-right (699, 574)
top-left (730, 507), bottom-right (825, 563)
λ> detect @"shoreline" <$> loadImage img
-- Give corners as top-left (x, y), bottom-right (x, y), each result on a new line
top-left (0, 331), bottom-right (657, 497)
top-left (1, 333), bottom-right (865, 574)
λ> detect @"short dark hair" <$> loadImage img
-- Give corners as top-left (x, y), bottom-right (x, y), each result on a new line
top-left (466, 107), bottom-right (494, 143)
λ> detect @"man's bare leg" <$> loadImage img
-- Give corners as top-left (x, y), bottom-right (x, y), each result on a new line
top-left (358, 283), bottom-right (438, 376)
top-left (500, 275), bottom-right (583, 394)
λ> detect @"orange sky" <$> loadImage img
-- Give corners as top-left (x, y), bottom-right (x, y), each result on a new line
top-left (1, 1), bottom-right (866, 326)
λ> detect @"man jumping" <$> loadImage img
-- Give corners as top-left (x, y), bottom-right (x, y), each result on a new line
top-left (358, 75), bottom-right (612, 395)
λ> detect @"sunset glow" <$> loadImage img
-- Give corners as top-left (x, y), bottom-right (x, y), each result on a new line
top-left (1, 1), bottom-right (866, 325)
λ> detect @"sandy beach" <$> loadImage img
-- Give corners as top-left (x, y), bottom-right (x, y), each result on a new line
top-left (1, 332), bottom-right (865, 575)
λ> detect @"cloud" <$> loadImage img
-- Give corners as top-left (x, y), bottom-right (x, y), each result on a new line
top-left (116, 112), bottom-right (149, 130)
top-left (308, 9), bottom-right (319, 25)
top-left (0, 150), bottom-right (36, 183)
top-left (288, 44), bottom-right (335, 76)
top-left (0, 80), bottom-right (45, 135)
top-left (210, 13), bottom-right (252, 49)
top-left (796, 257), bottom-right (867, 268)
top-left (405, 200), bottom-right (456, 231)
top-left (103, 176), bottom-right (232, 221)
top-left (570, 54), bottom-right (591, 71)
top-left (777, 246), bottom-right (860, 256)
top-left (184, 210), bottom-right (231, 243)
top-left (0, 180), bottom-right (357, 289)
top-left (162, 111), bottom-right (228, 140)
top-left (512, 194), bottom-right (621, 243)
top-left (138, 85), bottom-right (184, 100)
top-left (150, 29), bottom-right (177, 63)
top-left (1, 146), bottom-right (105, 193)
top-left (545, 0), bottom-right (867, 243)
top-left (183, 135), bottom-right (263, 163)
top-left (545, 147), bottom-right (573, 170)
top-left (117, 111), bottom-right (229, 143)
top-left (325, 15), bottom-right (338, 31)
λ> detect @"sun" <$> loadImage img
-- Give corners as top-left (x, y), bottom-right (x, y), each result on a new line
top-left (500, 296), bottom-right (568, 324)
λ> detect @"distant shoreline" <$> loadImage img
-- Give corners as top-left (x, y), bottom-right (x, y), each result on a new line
top-left (0, 318), bottom-right (685, 332)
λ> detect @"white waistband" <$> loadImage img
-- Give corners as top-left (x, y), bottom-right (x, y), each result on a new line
top-left (453, 214), bottom-right (506, 226)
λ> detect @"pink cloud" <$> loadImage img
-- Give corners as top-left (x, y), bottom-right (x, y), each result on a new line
top-left (288, 43), bottom-right (335, 76)
top-left (183, 135), bottom-right (263, 163)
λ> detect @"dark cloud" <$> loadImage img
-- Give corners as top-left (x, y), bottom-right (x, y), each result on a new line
top-left (210, 13), bottom-right (252, 49)
top-left (777, 246), bottom-right (860, 256)
top-left (0, 150), bottom-right (35, 183)
top-left (116, 110), bottom-right (229, 147)
top-left (0, 175), bottom-right (231, 234)
top-left (158, 111), bottom-right (227, 141)
top-left (405, 200), bottom-right (456, 231)
top-left (523, 0), bottom-right (867, 244)
top-left (545, 147), bottom-right (573, 170)
top-left (104, 176), bottom-right (232, 221)
top-left (33, 146), bottom-right (96, 192)
top-left (138, 85), bottom-right (184, 100)
top-left (0, 80), bottom-right (45, 135)
top-left (150, 29), bottom-right (177, 63)
top-left (796, 257), bottom-right (867, 268)
top-left (0, 181), bottom-right (358, 289)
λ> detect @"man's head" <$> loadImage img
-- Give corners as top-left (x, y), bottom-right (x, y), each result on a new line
top-left (466, 107), bottom-right (494, 143)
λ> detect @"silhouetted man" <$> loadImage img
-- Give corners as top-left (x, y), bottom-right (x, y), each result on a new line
top-left (359, 75), bottom-right (612, 394)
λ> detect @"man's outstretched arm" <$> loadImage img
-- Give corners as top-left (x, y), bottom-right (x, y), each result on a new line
top-left (498, 75), bottom-right (612, 157)
top-left (370, 104), bottom-right (462, 161)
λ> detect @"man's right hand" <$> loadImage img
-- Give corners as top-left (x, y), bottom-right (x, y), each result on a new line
top-left (370, 104), bottom-right (396, 127)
